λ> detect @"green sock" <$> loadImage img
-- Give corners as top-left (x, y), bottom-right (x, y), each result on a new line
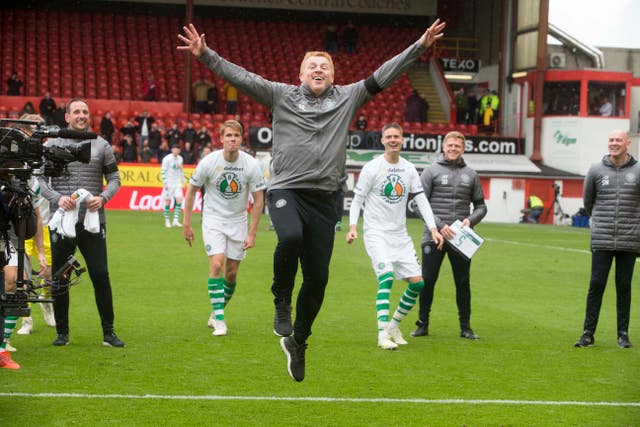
top-left (1, 315), bottom-right (18, 350)
top-left (173, 203), bottom-right (181, 221)
top-left (223, 279), bottom-right (236, 306)
top-left (376, 272), bottom-right (394, 331)
top-left (392, 280), bottom-right (424, 323)
top-left (208, 277), bottom-right (225, 321)
top-left (163, 205), bottom-right (170, 220)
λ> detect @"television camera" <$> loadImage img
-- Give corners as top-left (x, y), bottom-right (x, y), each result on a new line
top-left (0, 118), bottom-right (91, 317)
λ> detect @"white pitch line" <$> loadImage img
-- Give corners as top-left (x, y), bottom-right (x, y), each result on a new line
top-left (1, 393), bottom-right (639, 407)
top-left (486, 238), bottom-right (640, 262)
top-left (486, 238), bottom-right (591, 254)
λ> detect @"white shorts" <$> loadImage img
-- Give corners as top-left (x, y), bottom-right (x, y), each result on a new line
top-left (202, 220), bottom-right (247, 261)
top-left (6, 241), bottom-right (18, 267)
top-left (162, 185), bottom-right (183, 201)
top-left (363, 230), bottom-right (421, 280)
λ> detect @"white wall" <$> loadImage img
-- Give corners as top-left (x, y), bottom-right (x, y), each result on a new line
top-left (522, 116), bottom-right (630, 175)
top-left (484, 178), bottom-right (525, 222)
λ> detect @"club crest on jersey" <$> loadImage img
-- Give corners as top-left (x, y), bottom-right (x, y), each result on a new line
top-left (380, 174), bottom-right (405, 204)
top-left (216, 172), bottom-right (241, 199)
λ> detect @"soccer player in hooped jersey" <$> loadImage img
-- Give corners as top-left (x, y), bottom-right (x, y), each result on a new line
top-left (182, 120), bottom-right (266, 336)
top-left (161, 144), bottom-right (186, 228)
top-left (347, 123), bottom-right (444, 350)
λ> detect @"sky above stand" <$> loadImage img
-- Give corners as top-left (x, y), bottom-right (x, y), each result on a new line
top-left (549, 0), bottom-right (640, 49)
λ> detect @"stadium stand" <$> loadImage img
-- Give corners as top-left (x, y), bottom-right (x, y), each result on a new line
top-left (1, 6), bottom-right (476, 143)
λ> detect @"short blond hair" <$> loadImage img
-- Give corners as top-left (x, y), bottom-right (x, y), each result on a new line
top-left (220, 120), bottom-right (243, 136)
top-left (443, 131), bottom-right (465, 145)
top-left (299, 51), bottom-right (334, 76)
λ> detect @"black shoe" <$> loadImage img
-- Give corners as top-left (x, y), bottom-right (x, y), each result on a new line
top-left (280, 336), bottom-right (307, 382)
top-left (460, 328), bottom-right (479, 340)
top-left (574, 333), bottom-right (594, 348)
top-left (103, 332), bottom-right (125, 348)
top-left (52, 334), bottom-right (69, 346)
top-left (618, 333), bottom-right (633, 348)
top-left (273, 302), bottom-right (293, 337)
top-left (410, 320), bottom-right (429, 337)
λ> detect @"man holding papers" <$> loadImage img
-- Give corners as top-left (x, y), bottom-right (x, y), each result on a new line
top-left (413, 131), bottom-right (487, 340)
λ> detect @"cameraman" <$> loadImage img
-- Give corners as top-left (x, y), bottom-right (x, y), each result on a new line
top-left (39, 98), bottom-right (124, 348)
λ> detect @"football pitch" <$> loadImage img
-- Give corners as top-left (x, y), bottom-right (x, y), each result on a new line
top-left (2, 210), bottom-right (639, 426)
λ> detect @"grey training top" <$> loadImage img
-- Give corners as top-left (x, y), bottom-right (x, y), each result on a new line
top-left (199, 42), bottom-right (427, 192)
top-left (584, 154), bottom-right (640, 253)
top-left (39, 136), bottom-right (121, 224)
top-left (420, 154), bottom-right (487, 245)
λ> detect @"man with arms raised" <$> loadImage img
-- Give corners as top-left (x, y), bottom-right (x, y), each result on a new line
top-left (178, 18), bottom-right (446, 381)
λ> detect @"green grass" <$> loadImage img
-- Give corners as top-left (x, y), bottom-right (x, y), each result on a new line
top-left (2, 211), bottom-right (639, 426)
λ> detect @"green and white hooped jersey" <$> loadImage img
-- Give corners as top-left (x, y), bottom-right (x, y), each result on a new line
top-left (190, 150), bottom-right (266, 225)
top-left (161, 154), bottom-right (185, 186)
top-left (354, 155), bottom-right (423, 234)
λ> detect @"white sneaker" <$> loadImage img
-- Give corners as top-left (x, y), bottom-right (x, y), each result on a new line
top-left (4, 340), bottom-right (17, 352)
top-left (40, 302), bottom-right (56, 327)
top-left (172, 219), bottom-right (182, 227)
top-left (17, 317), bottom-right (33, 335)
top-left (387, 326), bottom-right (408, 345)
top-left (165, 219), bottom-right (171, 228)
top-left (377, 330), bottom-right (398, 350)
top-left (207, 312), bottom-right (216, 328)
top-left (212, 320), bottom-right (227, 336)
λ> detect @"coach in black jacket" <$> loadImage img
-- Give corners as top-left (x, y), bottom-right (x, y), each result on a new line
top-left (575, 130), bottom-right (640, 349)
top-left (413, 131), bottom-right (487, 340)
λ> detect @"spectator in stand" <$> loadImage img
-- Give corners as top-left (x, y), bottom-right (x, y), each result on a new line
top-left (147, 123), bottom-right (163, 158)
top-left (6, 72), bottom-right (23, 95)
top-left (39, 92), bottom-right (57, 126)
top-left (478, 89), bottom-right (491, 121)
top-left (343, 21), bottom-right (358, 53)
top-left (20, 101), bottom-right (36, 116)
top-left (192, 77), bottom-right (215, 114)
top-left (135, 111), bottom-right (155, 152)
top-left (224, 82), bottom-right (238, 114)
top-left (119, 119), bottom-right (137, 140)
top-left (157, 139), bottom-right (171, 161)
top-left (404, 90), bottom-right (429, 123)
top-left (467, 89), bottom-right (479, 125)
top-left (325, 24), bottom-right (339, 53)
top-left (140, 140), bottom-right (154, 163)
top-left (181, 141), bottom-right (196, 165)
top-left (206, 85), bottom-right (218, 114)
top-left (199, 144), bottom-right (212, 161)
top-left (182, 121), bottom-right (196, 146)
top-left (111, 144), bottom-right (122, 164)
top-left (599, 96), bottom-right (613, 117)
top-left (100, 112), bottom-right (115, 144)
top-left (490, 90), bottom-right (500, 117)
top-left (143, 74), bottom-right (157, 101)
top-left (454, 87), bottom-right (468, 124)
top-left (165, 123), bottom-right (181, 147)
top-left (52, 102), bottom-right (67, 128)
top-left (355, 114), bottom-right (367, 131)
top-left (196, 125), bottom-right (212, 151)
top-left (120, 134), bottom-right (138, 163)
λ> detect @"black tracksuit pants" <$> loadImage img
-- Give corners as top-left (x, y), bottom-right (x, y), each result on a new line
top-left (582, 250), bottom-right (636, 335)
top-left (267, 189), bottom-right (337, 344)
top-left (51, 224), bottom-right (115, 335)
top-left (418, 242), bottom-right (473, 330)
